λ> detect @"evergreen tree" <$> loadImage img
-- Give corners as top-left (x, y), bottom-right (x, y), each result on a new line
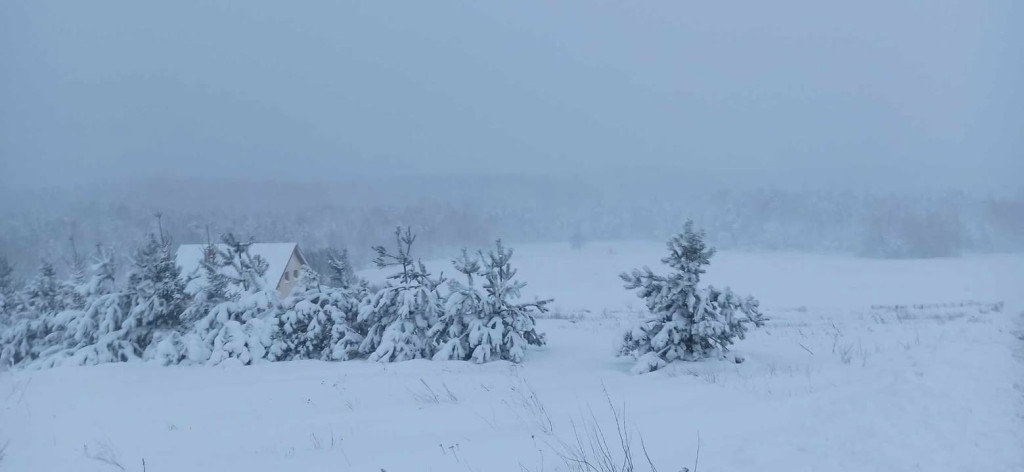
top-left (620, 221), bottom-right (766, 374)
top-left (358, 227), bottom-right (443, 362)
top-left (430, 241), bottom-right (549, 363)
top-left (22, 260), bottom-right (69, 315)
top-left (185, 234), bottom-right (279, 366)
top-left (430, 249), bottom-right (484, 361)
top-left (0, 256), bottom-right (17, 325)
top-left (0, 260), bottom-right (75, 366)
top-left (477, 240), bottom-right (549, 363)
top-left (271, 268), bottom-right (332, 360)
top-left (56, 245), bottom-right (134, 366)
top-left (122, 232), bottom-right (189, 352)
top-left (326, 248), bottom-right (361, 289)
top-left (64, 237), bottom-right (89, 310)
top-left (270, 267), bottom-right (365, 361)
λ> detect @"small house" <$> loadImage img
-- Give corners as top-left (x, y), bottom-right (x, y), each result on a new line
top-left (175, 243), bottom-right (308, 298)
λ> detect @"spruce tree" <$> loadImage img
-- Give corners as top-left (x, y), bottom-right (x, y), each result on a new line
top-left (60, 245), bottom-right (134, 365)
top-left (271, 268), bottom-right (331, 360)
top-left (326, 248), bottom-right (360, 289)
top-left (620, 221), bottom-right (766, 373)
top-left (0, 256), bottom-right (16, 326)
top-left (478, 240), bottom-right (549, 363)
top-left (123, 232), bottom-right (189, 352)
top-left (358, 227), bottom-right (443, 362)
top-left (22, 260), bottom-right (68, 316)
top-left (187, 234), bottom-right (279, 366)
top-left (430, 249), bottom-right (484, 361)
top-left (430, 241), bottom-right (549, 363)
top-left (0, 260), bottom-right (75, 366)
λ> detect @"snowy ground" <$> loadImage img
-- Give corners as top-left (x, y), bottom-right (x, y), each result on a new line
top-left (2, 242), bottom-right (1022, 471)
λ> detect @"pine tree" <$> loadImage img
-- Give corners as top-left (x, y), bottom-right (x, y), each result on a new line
top-left (326, 248), bottom-right (361, 289)
top-left (430, 249), bottom-right (484, 361)
top-left (185, 234), bottom-right (279, 366)
top-left (122, 232), bottom-right (189, 353)
top-left (271, 268), bottom-right (330, 360)
top-left (620, 221), bottom-right (766, 374)
top-left (0, 256), bottom-right (17, 326)
top-left (268, 267), bottom-right (366, 361)
top-left (358, 227), bottom-right (443, 362)
top-left (22, 260), bottom-right (68, 315)
top-left (477, 240), bottom-right (549, 363)
top-left (64, 236), bottom-right (89, 310)
top-left (0, 260), bottom-right (76, 366)
top-left (59, 245), bottom-right (134, 366)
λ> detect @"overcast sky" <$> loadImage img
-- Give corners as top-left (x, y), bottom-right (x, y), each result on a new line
top-left (1, 1), bottom-right (1020, 193)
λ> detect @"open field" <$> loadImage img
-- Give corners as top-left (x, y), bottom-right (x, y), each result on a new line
top-left (2, 243), bottom-right (1022, 471)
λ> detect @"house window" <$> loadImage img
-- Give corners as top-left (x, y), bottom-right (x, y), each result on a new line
top-left (293, 269), bottom-right (300, 279)
top-left (283, 272), bottom-right (290, 282)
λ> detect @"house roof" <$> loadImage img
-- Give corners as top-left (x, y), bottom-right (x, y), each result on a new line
top-left (175, 243), bottom-right (304, 294)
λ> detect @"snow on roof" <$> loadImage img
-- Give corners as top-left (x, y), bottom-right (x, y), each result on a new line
top-left (176, 243), bottom-right (303, 293)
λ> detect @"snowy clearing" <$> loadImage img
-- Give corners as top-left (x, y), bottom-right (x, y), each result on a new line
top-left (3, 243), bottom-right (1022, 471)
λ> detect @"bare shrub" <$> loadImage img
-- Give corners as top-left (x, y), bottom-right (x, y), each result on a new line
top-left (408, 378), bottom-right (458, 405)
top-left (84, 441), bottom-right (126, 471)
top-left (505, 379), bottom-right (554, 434)
top-left (539, 389), bottom-right (693, 472)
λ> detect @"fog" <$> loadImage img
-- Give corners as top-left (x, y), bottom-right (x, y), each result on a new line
top-left (1, 1), bottom-right (1022, 277)
top-left (2, 1), bottom-right (1021, 193)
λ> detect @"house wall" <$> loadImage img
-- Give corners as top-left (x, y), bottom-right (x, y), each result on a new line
top-left (276, 251), bottom-right (306, 297)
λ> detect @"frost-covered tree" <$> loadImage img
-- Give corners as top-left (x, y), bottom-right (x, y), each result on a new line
top-left (182, 234), bottom-right (279, 366)
top-left (0, 256), bottom-right (17, 325)
top-left (326, 248), bottom-right (361, 289)
top-left (49, 245), bottom-right (134, 366)
top-left (430, 249), bottom-right (484, 361)
top-left (21, 260), bottom-right (70, 316)
top-left (431, 242), bottom-right (549, 364)
top-left (122, 232), bottom-right (189, 352)
top-left (64, 237), bottom-right (89, 310)
top-left (0, 260), bottom-right (81, 366)
top-left (270, 267), bottom-right (365, 361)
top-left (358, 227), bottom-right (443, 362)
top-left (620, 221), bottom-right (766, 374)
top-left (477, 240), bottom-right (549, 363)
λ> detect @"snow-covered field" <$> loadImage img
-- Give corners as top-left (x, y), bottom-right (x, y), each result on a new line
top-left (3, 242), bottom-right (1022, 471)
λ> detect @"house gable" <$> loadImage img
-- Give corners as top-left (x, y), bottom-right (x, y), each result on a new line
top-left (175, 242), bottom-right (307, 298)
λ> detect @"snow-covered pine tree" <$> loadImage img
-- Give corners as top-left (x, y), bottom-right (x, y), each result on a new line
top-left (64, 237), bottom-right (89, 310)
top-left (620, 221), bottom-right (766, 374)
top-left (271, 268), bottom-right (329, 360)
top-left (184, 234), bottom-right (279, 366)
top-left (358, 227), bottom-right (443, 362)
top-left (22, 260), bottom-right (70, 315)
top-left (430, 249), bottom-right (484, 361)
top-left (477, 240), bottom-right (549, 363)
top-left (0, 260), bottom-right (74, 366)
top-left (122, 232), bottom-right (189, 355)
top-left (56, 245), bottom-right (134, 366)
top-left (326, 284), bottom-right (367, 361)
top-left (326, 248), bottom-right (361, 289)
top-left (0, 256), bottom-right (16, 326)
top-left (268, 266), bottom-right (367, 361)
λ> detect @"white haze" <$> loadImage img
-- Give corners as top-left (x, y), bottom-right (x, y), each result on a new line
top-left (0, 1), bottom-right (1021, 275)
top-left (1, 0), bottom-right (1021, 194)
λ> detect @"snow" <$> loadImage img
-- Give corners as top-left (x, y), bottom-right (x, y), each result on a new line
top-left (175, 243), bottom-right (300, 294)
top-left (3, 242), bottom-right (1022, 471)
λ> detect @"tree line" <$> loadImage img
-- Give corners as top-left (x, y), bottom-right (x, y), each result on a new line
top-left (0, 221), bottom-right (769, 374)
top-left (0, 227), bottom-right (548, 368)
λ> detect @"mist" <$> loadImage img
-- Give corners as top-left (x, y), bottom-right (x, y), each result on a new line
top-left (3, 4), bottom-right (1024, 469)
top-left (2, 0), bottom-right (1021, 194)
